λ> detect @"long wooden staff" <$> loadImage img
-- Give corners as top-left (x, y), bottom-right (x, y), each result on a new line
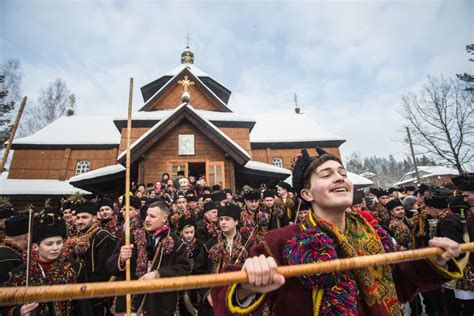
top-left (124, 78), bottom-right (133, 316)
top-left (25, 208), bottom-right (33, 287)
top-left (0, 96), bottom-right (27, 172)
top-left (1, 243), bottom-right (473, 305)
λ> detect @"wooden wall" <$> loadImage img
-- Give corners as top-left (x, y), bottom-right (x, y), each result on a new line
top-left (148, 82), bottom-right (222, 112)
top-left (251, 147), bottom-right (341, 169)
top-left (118, 127), bottom-right (149, 153)
top-left (141, 120), bottom-right (235, 190)
top-left (219, 127), bottom-right (252, 155)
top-left (8, 148), bottom-right (118, 180)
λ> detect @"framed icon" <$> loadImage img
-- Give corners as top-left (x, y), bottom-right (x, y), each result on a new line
top-left (178, 134), bottom-right (195, 155)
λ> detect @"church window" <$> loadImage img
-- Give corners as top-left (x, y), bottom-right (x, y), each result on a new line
top-left (272, 157), bottom-right (283, 168)
top-left (75, 160), bottom-right (90, 175)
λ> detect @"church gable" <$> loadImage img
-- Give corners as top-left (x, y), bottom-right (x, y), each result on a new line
top-left (139, 68), bottom-right (231, 112)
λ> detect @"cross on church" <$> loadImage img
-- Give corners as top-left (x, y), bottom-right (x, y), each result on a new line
top-left (185, 33), bottom-right (191, 47)
top-left (178, 75), bottom-right (195, 93)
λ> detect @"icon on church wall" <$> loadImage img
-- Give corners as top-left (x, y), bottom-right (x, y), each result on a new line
top-left (178, 134), bottom-right (195, 155)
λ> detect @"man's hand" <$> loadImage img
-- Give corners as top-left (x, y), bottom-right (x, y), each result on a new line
top-left (20, 302), bottom-right (38, 316)
top-left (236, 255), bottom-right (285, 301)
top-left (139, 270), bottom-right (159, 281)
top-left (119, 244), bottom-right (133, 263)
top-left (429, 237), bottom-right (461, 266)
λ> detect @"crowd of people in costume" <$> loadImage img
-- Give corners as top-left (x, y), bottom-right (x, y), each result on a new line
top-left (0, 149), bottom-right (472, 316)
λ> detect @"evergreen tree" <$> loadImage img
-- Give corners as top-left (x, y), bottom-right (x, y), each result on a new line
top-left (0, 60), bottom-right (22, 149)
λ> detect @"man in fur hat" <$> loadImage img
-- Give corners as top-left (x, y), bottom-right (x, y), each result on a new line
top-left (62, 200), bottom-right (116, 314)
top-left (0, 215), bottom-right (28, 283)
top-left (387, 199), bottom-right (413, 250)
top-left (275, 181), bottom-right (296, 223)
top-left (212, 148), bottom-right (463, 316)
top-left (196, 202), bottom-right (220, 245)
top-left (262, 190), bottom-right (288, 230)
top-left (240, 190), bottom-right (269, 243)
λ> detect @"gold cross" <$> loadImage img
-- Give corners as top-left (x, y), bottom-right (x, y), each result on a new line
top-left (178, 76), bottom-right (195, 93)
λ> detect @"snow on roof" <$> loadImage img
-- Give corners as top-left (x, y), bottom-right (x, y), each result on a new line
top-left (13, 116), bottom-right (120, 145)
top-left (117, 103), bottom-right (251, 161)
top-left (69, 164), bottom-right (125, 183)
top-left (394, 165), bottom-right (460, 186)
top-left (244, 160), bottom-right (291, 175)
top-left (0, 179), bottom-right (91, 195)
top-left (249, 112), bottom-right (345, 143)
top-left (115, 109), bottom-right (255, 123)
top-left (284, 172), bottom-right (373, 187)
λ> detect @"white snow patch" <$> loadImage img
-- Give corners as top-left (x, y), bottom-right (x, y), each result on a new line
top-left (284, 171), bottom-right (373, 187)
top-left (0, 179), bottom-right (91, 195)
top-left (394, 165), bottom-right (460, 186)
top-left (244, 160), bottom-right (291, 175)
top-left (249, 112), bottom-right (345, 143)
top-left (69, 164), bottom-right (125, 182)
top-left (13, 116), bottom-right (120, 145)
top-left (115, 109), bottom-right (255, 123)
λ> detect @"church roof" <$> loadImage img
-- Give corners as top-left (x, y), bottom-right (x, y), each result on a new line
top-left (12, 115), bottom-right (120, 148)
top-left (117, 102), bottom-right (251, 165)
top-left (140, 64), bottom-right (231, 107)
top-left (0, 178), bottom-right (91, 195)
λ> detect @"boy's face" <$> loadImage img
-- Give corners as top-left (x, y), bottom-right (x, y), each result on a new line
top-left (302, 160), bottom-right (353, 212)
top-left (181, 225), bottom-right (195, 242)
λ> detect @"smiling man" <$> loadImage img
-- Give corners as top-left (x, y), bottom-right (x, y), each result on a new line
top-left (212, 149), bottom-right (463, 316)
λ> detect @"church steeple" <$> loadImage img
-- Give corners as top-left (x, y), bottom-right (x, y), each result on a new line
top-left (181, 34), bottom-right (194, 64)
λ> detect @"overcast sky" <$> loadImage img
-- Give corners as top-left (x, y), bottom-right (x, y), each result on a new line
top-left (1, 0), bottom-right (472, 162)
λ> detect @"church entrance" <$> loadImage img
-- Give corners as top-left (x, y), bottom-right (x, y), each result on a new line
top-left (188, 162), bottom-right (206, 180)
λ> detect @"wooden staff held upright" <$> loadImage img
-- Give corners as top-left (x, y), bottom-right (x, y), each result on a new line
top-left (125, 78), bottom-right (134, 316)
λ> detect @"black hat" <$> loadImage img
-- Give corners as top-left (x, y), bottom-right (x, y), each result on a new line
top-left (211, 184), bottom-right (221, 192)
top-left (0, 209), bottom-right (17, 219)
top-left (177, 170), bottom-right (185, 176)
top-left (218, 203), bottom-right (241, 220)
top-left (98, 198), bottom-right (114, 210)
top-left (146, 183), bottom-right (154, 189)
top-left (201, 193), bottom-right (212, 201)
top-left (62, 201), bottom-right (73, 211)
top-left (178, 216), bottom-right (196, 231)
top-left (352, 190), bottom-right (365, 205)
top-left (244, 190), bottom-right (260, 201)
top-left (414, 183), bottom-right (429, 196)
top-left (386, 199), bottom-right (403, 211)
top-left (299, 199), bottom-right (312, 211)
top-left (186, 196), bottom-right (198, 203)
top-left (203, 202), bottom-right (218, 213)
top-left (425, 186), bottom-right (451, 209)
top-left (223, 188), bottom-right (232, 194)
top-left (75, 201), bottom-right (99, 215)
top-left (120, 196), bottom-right (141, 210)
top-left (451, 173), bottom-right (474, 191)
top-left (42, 207), bottom-right (62, 216)
top-left (211, 191), bottom-right (227, 203)
top-left (449, 195), bottom-right (469, 214)
top-left (404, 186), bottom-right (416, 192)
top-left (388, 187), bottom-right (399, 194)
top-left (292, 148), bottom-right (342, 198)
top-left (176, 192), bottom-right (187, 200)
top-left (141, 196), bottom-right (149, 202)
top-left (277, 182), bottom-right (292, 192)
top-left (234, 195), bottom-right (244, 203)
top-left (5, 216), bottom-right (29, 237)
top-left (369, 188), bottom-right (388, 198)
top-left (32, 214), bottom-right (67, 244)
top-left (262, 190), bottom-right (275, 199)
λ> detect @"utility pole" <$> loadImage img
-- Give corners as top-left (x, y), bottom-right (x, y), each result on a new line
top-left (406, 126), bottom-right (421, 184)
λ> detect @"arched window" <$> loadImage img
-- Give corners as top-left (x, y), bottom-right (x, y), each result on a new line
top-left (272, 157), bottom-right (283, 168)
top-left (75, 160), bottom-right (90, 175)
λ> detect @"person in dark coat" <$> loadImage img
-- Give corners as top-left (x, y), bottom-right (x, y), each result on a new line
top-left (62, 201), bottom-right (117, 315)
top-left (106, 196), bottom-right (147, 314)
top-left (261, 190), bottom-right (288, 230)
top-left (212, 149), bottom-right (463, 316)
top-left (6, 213), bottom-right (91, 315)
top-left (0, 215), bottom-right (28, 284)
top-left (134, 201), bottom-right (191, 316)
top-left (195, 202), bottom-right (219, 244)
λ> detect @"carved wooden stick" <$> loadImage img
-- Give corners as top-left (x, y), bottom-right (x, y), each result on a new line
top-left (124, 78), bottom-right (134, 316)
top-left (0, 242), bottom-right (472, 306)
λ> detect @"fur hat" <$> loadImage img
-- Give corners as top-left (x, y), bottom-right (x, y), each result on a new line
top-left (277, 182), bottom-right (292, 192)
top-left (425, 186), bottom-right (451, 209)
top-left (75, 201), bottom-right (99, 215)
top-left (218, 203), bottom-right (241, 220)
top-left (178, 216), bottom-right (196, 231)
top-left (243, 190), bottom-right (260, 201)
top-left (386, 199), bottom-right (403, 211)
top-left (98, 198), bottom-right (114, 210)
top-left (262, 190), bottom-right (275, 199)
top-left (451, 173), bottom-right (474, 191)
top-left (33, 213), bottom-right (67, 243)
top-left (203, 202), bottom-right (218, 213)
top-left (5, 216), bottom-right (29, 236)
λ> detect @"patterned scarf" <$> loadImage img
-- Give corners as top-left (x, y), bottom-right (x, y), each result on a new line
top-left (131, 221), bottom-right (147, 279)
top-left (208, 232), bottom-right (248, 273)
top-left (204, 218), bottom-right (219, 238)
top-left (7, 254), bottom-right (79, 315)
top-left (101, 214), bottom-right (118, 237)
top-left (62, 224), bottom-right (100, 262)
top-left (1, 240), bottom-right (26, 260)
top-left (284, 211), bottom-right (402, 316)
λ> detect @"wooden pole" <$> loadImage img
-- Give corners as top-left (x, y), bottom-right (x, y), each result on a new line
top-left (0, 243), bottom-right (472, 306)
top-left (25, 208), bottom-right (33, 287)
top-left (0, 96), bottom-right (27, 172)
top-left (125, 78), bottom-right (133, 316)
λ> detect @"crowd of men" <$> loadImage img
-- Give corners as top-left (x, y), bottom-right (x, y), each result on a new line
top-left (0, 161), bottom-right (473, 315)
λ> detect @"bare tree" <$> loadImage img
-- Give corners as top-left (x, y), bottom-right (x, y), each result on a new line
top-left (0, 59), bottom-right (23, 148)
top-left (19, 78), bottom-right (75, 136)
top-left (400, 75), bottom-right (473, 173)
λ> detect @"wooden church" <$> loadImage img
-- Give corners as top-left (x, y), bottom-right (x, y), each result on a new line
top-left (1, 46), bottom-right (345, 204)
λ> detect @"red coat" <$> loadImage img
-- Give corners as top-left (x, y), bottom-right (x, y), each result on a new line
top-left (211, 223), bottom-right (462, 316)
